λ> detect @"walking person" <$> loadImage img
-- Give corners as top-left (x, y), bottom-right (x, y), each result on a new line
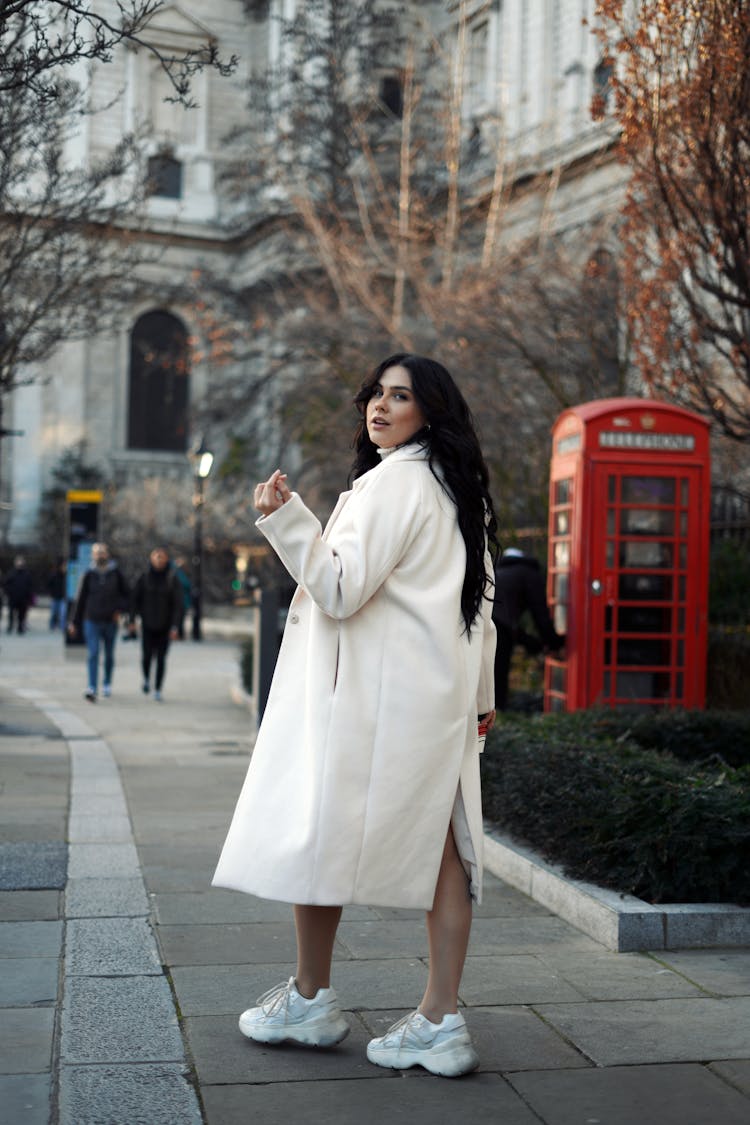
top-left (47, 558), bottom-right (68, 631)
top-left (68, 543), bottom-right (129, 701)
top-left (4, 556), bottom-right (34, 634)
top-left (492, 547), bottom-right (564, 711)
top-left (127, 547), bottom-right (182, 701)
top-left (172, 555), bottom-right (192, 640)
top-left (213, 354), bottom-right (497, 1077)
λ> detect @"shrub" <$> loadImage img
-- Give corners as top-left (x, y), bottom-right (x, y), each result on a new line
top-left (709, 538), bottom-right (750, 627)
top-left (481, 715), bottom-right (750, 904)
top-left (538, 708), bottom-right (750, 767)
top-left (706, 629), bottom-right (750, 711)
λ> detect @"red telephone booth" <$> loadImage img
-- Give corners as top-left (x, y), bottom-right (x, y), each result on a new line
top-left (545, 399), bottom-right (710, 712)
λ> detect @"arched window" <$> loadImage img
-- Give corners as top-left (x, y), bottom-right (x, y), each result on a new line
top-left (127, 310), bottom-right (189, 451)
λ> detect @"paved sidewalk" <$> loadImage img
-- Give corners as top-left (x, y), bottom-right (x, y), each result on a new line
top-left (1, 609), bottom-right (750, 1124)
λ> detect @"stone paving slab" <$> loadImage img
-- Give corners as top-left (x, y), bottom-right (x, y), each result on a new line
top-left (0, 821), bottom-right (67, 845)
top-left (0, 890), bottom-right (60, 921)
top-left (69, 775), bottom-right (123, 797)
top-left (65, 877), bottom-right (149, 918)
top-left (0, 1072), bottom-right (51, 1125)
top-left (141, 863), bottom-right (219, 894)
top-left (59, 1063), bottom-right (202, 1125)
top-left (0, 1008), bottom-right (54, 1073)
top-left (709, 1060), bottom-right (750, 1098)
top-left (66, 842), bottom-right (140, 880)
top-left (0, 920), bottom-right (62, 958)
top-left (69, 793), bottom-right (128, 819)
top-left (185, 1012), bottom-right (387, 1085)
top-left (359, 1006), bottom-right (592, 1074)
top-left (656, 949), bottom-right (750, 996)
top-left (170, 958), bottom-right (431, 1017)
top-left (458, 954), bottom-right (587, 1005)
top-left (65, 917), bottom-right (162, 976)
top-left (336, 915), bottom-right (599, 962)
top-left (0, 843), bottom-right (67, 890)
top-left (152, 891), bottom-right (374, 926)
top-left (509, 1063), bottom-right (750, 1125)
top-left (201, 1072), bottom-right (541, 1125)
top-left (536, 995), bottom-right (750, 1066)
top-left (61, 975), bottom-right (184, 1064)
top-left (155, 921), bottom-right (327, 967)
top-left (532, 949), bottom-right (706, 1001)
top-left (0, 957), bottom-right (58, 1006)
top-left (67, 813), bottom-right (133, 843)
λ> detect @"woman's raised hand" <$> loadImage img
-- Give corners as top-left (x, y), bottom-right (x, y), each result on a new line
top-left (254, 469), bottom-right (291, 516)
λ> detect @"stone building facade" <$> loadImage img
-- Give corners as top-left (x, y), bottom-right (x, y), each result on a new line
top-left (3, 0), bottom-right (624, 546)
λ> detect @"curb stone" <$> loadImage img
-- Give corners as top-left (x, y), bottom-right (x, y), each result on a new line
top-left (483, 828), bottom-right (750, 952)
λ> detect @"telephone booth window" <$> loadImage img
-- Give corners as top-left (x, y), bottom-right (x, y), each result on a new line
top-left (598, 470), bottom-right (693, 707)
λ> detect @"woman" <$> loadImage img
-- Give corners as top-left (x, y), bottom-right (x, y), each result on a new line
top-left (213, 354), bottom-right (497, 1077)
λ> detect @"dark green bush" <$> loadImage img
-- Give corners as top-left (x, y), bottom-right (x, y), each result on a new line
top-left (709, 538), bottom-right (750, 627)
top-left (706, 629), bottom-right (750, 711)
top-left (532, 708), bottom-right (750, 767)
top-left (481, 715), bottom-right (750, 904)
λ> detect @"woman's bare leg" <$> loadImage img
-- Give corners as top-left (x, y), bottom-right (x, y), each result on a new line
top-left (419, 828), bottom-right (472, 1023)
top-left (293, 905), bottom-right (343, 998)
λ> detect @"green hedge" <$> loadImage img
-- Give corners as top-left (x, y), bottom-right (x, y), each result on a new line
top-left (541, 709), bottom-right (750, 768)
top-left (481, 713), bottom-right (750, 905)
top-left (707, 629), bottom-right (750, 711)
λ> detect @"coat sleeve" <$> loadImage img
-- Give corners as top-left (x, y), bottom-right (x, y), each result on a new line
top-left (256, 465), bottom-right (426, 620)
top-left (476, 547), bottom-right (497, 714)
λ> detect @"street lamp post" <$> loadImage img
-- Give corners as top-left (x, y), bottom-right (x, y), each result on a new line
top-left (189, 435), bottom-right (214, 642)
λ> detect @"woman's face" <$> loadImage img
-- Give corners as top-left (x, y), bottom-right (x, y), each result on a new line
top-left (366, 365), bottom-right (426, 449)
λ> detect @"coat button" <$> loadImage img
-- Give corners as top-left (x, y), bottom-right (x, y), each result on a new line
top-left (289, 612), bottom-right (300, 624)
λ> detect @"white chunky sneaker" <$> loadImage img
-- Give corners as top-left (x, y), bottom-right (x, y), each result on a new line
top-left (367, 1010), bottom-right (479, 1077)
top-left (239, 977), bottom-right (350, 1047)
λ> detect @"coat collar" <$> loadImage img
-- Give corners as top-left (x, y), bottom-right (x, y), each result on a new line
top-left (352, 441), bottom-right (429, 490)
top-left (324, 443), bottom-right (429, 535)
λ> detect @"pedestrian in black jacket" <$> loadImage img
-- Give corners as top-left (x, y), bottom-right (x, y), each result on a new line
top-left (492, 548), bottom-right (564, 710)
top-left (128, 547), bottom-right (182, 701)
top-left (4, 556), bottom-right (34, 634)
top-left (68, 543), bottom-right (130, 701)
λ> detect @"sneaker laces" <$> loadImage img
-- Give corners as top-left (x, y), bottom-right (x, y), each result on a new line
top-left (383, 1011), bottom-right (426, 1046)
top-left (255, 978), bottom-right (296, 1018)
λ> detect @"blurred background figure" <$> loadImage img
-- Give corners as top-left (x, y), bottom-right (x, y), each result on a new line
top-left (128, 547), bottom-right (182, 701)
top-left (4, 556), bottom-right (34, 634)
top-left (68, 542), bottom-right (130, 701)
top-left (47, 558), bottom-right (67, 631)
top-left (492, 548), bottom-right (565, 711)
top-left (172, 555), bottom-right (192, 640)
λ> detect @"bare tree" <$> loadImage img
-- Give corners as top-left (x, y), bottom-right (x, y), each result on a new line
top-left (594, 0), bottom-right (750, 441)
top-left (201, 1), bottom-right (621, 531)
top-left (1, 1), bottom-right (236, 105)
top-left (0, 0), bottom-right (236, 516)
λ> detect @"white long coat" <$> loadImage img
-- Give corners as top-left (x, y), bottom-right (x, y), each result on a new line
top-left (212, 444), bottom-right (496, 910)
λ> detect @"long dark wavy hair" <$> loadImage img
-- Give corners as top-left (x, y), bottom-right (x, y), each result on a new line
top-left (351, 353), bottom-right (498, 633)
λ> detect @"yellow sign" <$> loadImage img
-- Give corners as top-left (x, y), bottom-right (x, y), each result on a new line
top-left (66, 490), bottom-right (103, 502)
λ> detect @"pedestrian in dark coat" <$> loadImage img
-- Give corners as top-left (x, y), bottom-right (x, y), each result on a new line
top-left (492, 548), bottom-right (564, 710)
top-left (128, 547), bottom-right (182, 700)
top-left (47, 559), bottom-right (67, 630)
top-left (4, 556), bottom-right (34, 634)
top-left (68, 543), bottom-right (130, 701)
